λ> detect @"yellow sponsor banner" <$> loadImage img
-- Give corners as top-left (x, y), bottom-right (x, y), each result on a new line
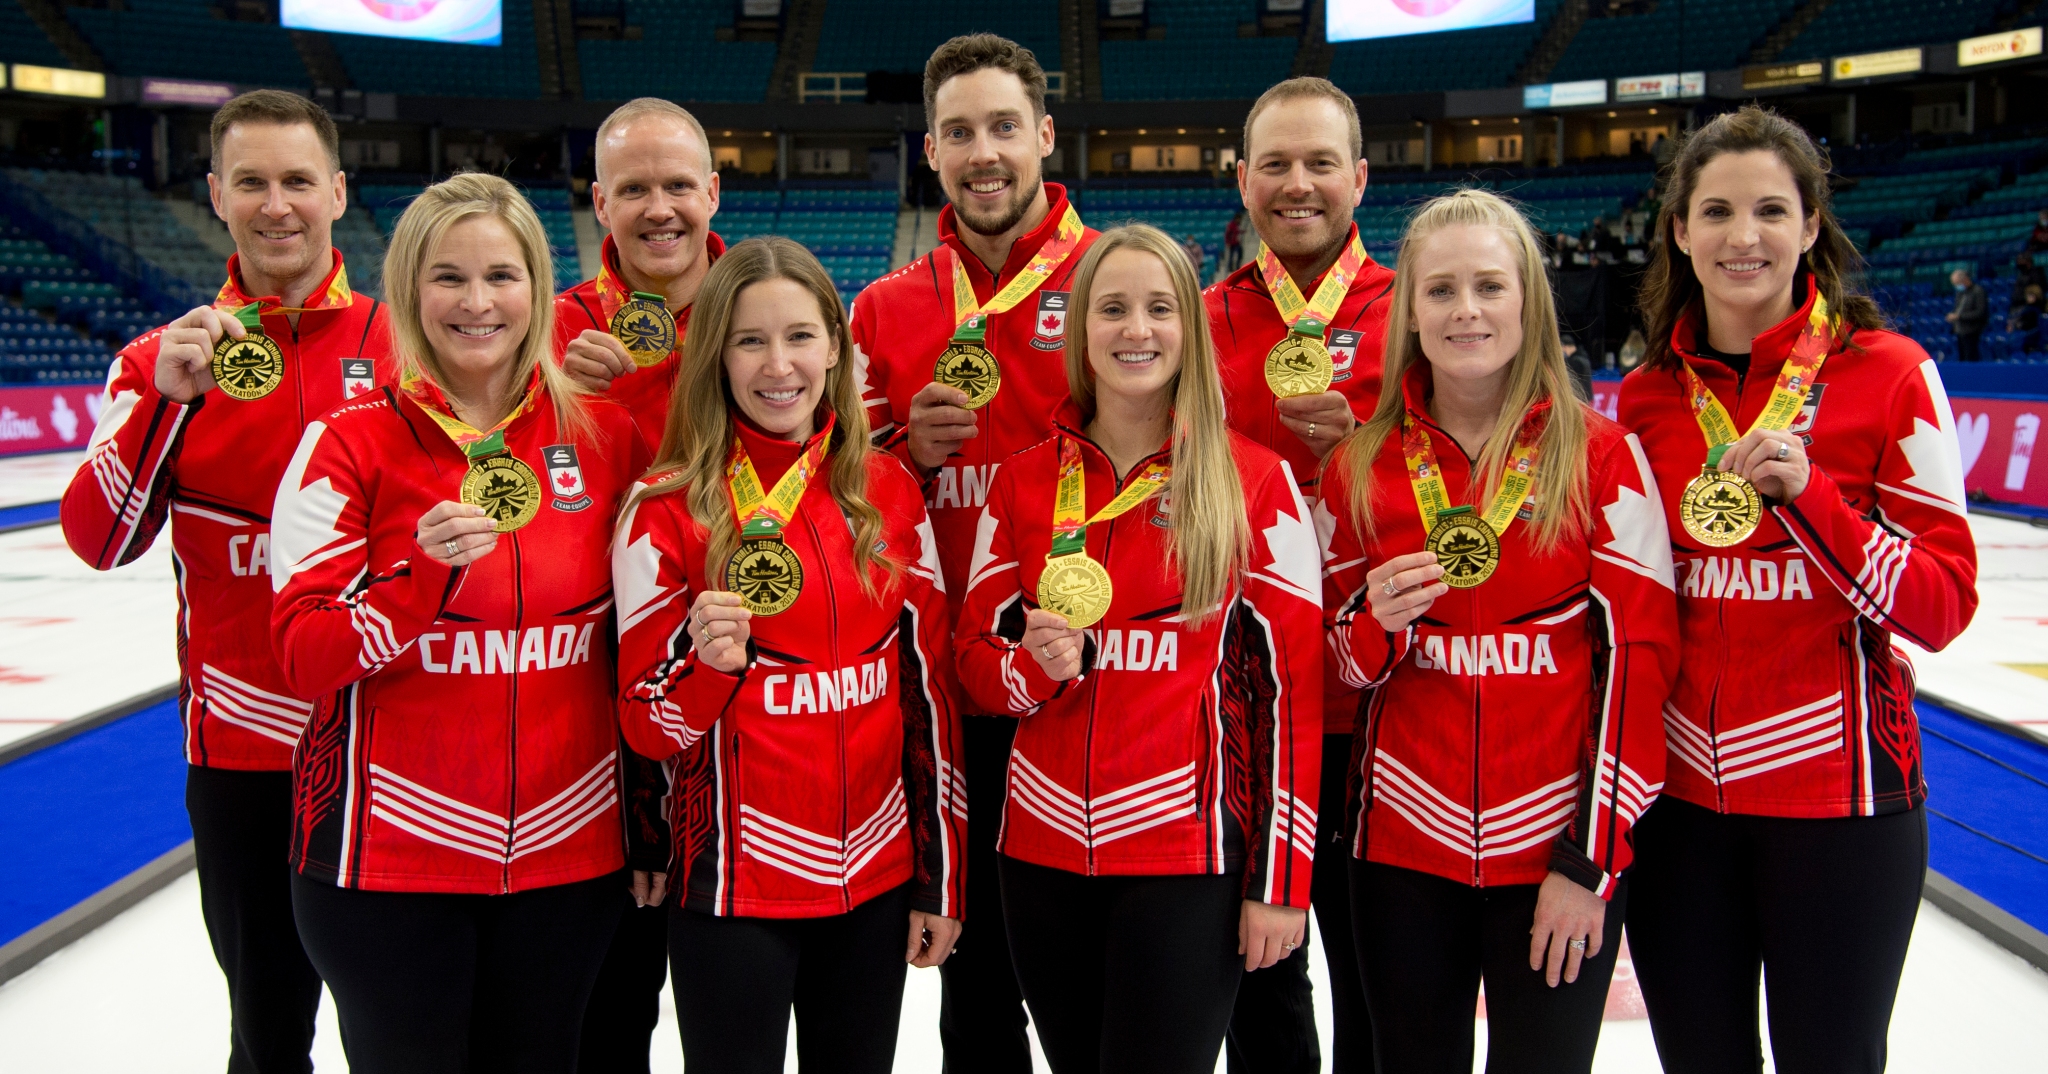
top-left (1960, 26), bottom-right (2043, 67)
top-left (10, 64), bottom-right (105, 99)
top-left (1741, 61), bottom-right (1824, 90)
top-left (1831, 47), bottom-right (1922, 81)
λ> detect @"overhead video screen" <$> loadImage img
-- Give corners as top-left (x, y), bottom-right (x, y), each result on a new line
top-left (281, 0), bottom-right (503, 46)
top-left (1327, 0), bottom-right (1534, 44)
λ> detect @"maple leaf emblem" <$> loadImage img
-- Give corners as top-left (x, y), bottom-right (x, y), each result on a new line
top-left (1042, 312), bottom-right (1063, 333)
top-left (557, 471), bottom-right (578, 490)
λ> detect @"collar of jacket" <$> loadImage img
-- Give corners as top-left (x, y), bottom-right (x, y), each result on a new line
top-left (1219, 222), bottom-right (1375, 300)
top-left (216, 249), bottom-right (353, 314)
top-left (400, 363), bottom-right (547, 439)
top-left (936, 182), bottom-right (1076, 289)
top-left (1049, 396), bottom-right (1176, 477)
top-left (593, 231), bottom-right (729, 322)
top-left (1397, 360), bottom-right (1554, 457)
top-left (1670, 270), bottom-right (1822, 369)
top-left (732, 408), bottom-right (839, 486)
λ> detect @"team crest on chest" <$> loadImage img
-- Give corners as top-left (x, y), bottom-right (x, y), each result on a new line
top-left (543, 444), bottom-right (592, 512)
top-left (1031, 291), bottom-right (1070, 351)
top-left (1788, 382), bottom-right (1827, 442)
top-left (341, 358), bottom-right (374, 399)
top-left (1328, 329), bottom-right (1361, 382)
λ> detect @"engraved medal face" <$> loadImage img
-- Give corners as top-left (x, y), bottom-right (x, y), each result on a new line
top-left (1679, 469), bottom-right (1763, 548)
top-left (934, 342), bottom-right (1001, 410)
top-left (1426, 514), bottom-right (1500, 589)
top-left (1264, 335), bottom-right (1334, 399)
top-left (725, 539), bottom-right (805, 616)
top-left (460, 455), bottom-right (543, 533)
top-left (1036, 552), bottom-right (1114, 630)
top-left (211, 330), bottom-right (285, 401)
top-left (610, 297), bottom-right (677, 368)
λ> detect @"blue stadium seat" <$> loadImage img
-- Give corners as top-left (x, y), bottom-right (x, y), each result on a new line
top-left (580, 0), bottom-right (775, 102)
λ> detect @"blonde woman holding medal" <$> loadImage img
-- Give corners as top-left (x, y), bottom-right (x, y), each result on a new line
top-left (1619, 106), bottom-right (1978, 1074)
top-left (268, 172), bottom-right (648, 1073)
top-left (953, 224), bottom-right (1322, 1074)
top-left (612, 236), bottom-right (967, 1074)
top-left (1320, 188), bottom-right (1678, 1074)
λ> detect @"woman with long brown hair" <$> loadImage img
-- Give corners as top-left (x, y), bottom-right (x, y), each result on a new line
top-left (1322, 188), bottom-right (1677, 1073)
top-left (952, 224), bottom-right (1323, 1073)
top-left (269, 172), bottom-right (646, 1072)
top-left (612, 236), bottom-right (966, 1074)
top-left (1619, 105), bottom-right (1978, 1072)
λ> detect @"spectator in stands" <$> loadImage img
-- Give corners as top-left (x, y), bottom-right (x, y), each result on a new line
top-left (2013, 251), bottom-right (2046, 303)
top-left (1561, 331), bottom-right (1593, 399)
top-left (556, 97), bottom-right (725, 452)
top-left (1205, 74), bottom-right (1398, 1074)
top-left (1622, 103), bottom-right (1977, 1074)
top-left (1224, 208), bottom-right (1246, 272)
top-left (1182, 233), bottom-right (1207, 278)
top-left (553, 94), bottom-right (729, 1074)
top-left (850, 34), bottom-right (1104, 1074)
top-left (1949, 267), bottom-right (1987, 362)
top-left (60, 88), bottom-right (394, 1074)
top-left (2030, 209), bottom-right (2048, 252)
top-left (1582, 216), bottom-right (1615, 263)
top-left (2009, 285), bottom-right (2043, 352)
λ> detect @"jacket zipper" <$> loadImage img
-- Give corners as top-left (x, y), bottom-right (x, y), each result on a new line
top-left (1708, 359), bottom-right (1750, 811)
top-left (803, 504), bottom-right (853, 913)
top-left (504, 531), bottom-right (523, 893)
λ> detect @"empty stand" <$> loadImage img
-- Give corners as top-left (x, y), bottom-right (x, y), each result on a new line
top-left (579, 0), bottom-right (775, 103)
top-left (329, 0), bottom-right (542, 99)
top-left (1100, 0), bottom-right (1296, 101)
top-left (1549, 0), bottom-right (1799, 82)
top-left (1779, 0), bottom-right (2004, 61)
top-left (67, 0), bottom-right (310, 88)
top-left (0, 1), bottom-right (71, 68)
top-left (812, 0), bottom-right (1060, 76)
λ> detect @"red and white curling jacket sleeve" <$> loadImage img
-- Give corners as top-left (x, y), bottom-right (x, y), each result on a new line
top-left (613, 422), bottom-right (968, 920)
top-left (1620, 288), bottom-right (1978, 819)
top-left (270, 384), bottom-right (646, 894)
top-left (1322, 389), bottom-right (1678, 897)
top-left (953, 410), bottom-right (1323, 909)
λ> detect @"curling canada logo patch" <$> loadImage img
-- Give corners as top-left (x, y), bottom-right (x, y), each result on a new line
top-left (544, 444), bottom-right (592, 511)
top-left (1329, 329), bottom-right (1362, 382)
top-left (342, 358), bottom-right (375, 399)
top-left (1031, 292), bottom-right (1070, 351)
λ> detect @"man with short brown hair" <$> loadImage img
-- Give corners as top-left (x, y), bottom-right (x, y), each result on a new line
top-left (854, 32), bottom-right (1099, 1073)
top-left (64, 88), bottom-right (390, 1074)
top-left (1207, 74), bottom-right (1391, 1074)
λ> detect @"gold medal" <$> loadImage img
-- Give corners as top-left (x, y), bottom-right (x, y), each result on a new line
top-left (1037, 552), bottom-right (1114, 630)
top-left (610, 292), bottom-right (676, 369)
top-left (211, 330), bottom-right (284, 401)
top-left (1425, 511), bottom-right (1500, 589)
top-left (725, 539), bottom-right (805, 616)
top-left (1679, 468), bottom-right (1762, 547)
top-left (1264, 335), bottom-right (1334, 399)
top-left (934, 341), bottom-right (1001, 410)
top-left (460, 455), bottom-right (543, 532)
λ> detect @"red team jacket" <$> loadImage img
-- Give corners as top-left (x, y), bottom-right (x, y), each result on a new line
top-left (1205, 225), bottom-right (1396, 736)
top-left (61, 253), bottom-right (390, 770)
top-left (613, 420), bottom-right (968, 919)
top-left (953, 403), bottom-right (1324, 909)
top-left (852, 185), bottom-right (1100, 619)
top-left (554, 232), bottom-right (727, 450)
top-left (1620, 285), bottom-right (1979, 819)
top-left (1324, 371), bottom-right (1679, 896)
top-left (271, 378), bottom-right (648, 893)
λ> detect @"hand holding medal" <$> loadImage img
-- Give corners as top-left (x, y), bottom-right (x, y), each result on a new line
top-left (610, 291), bottom-right (678, 369)
top-left (687, 591), bottom-right (752, 674)
top-left (152, 303), bottom-right (249, 403)
top-left (209, 303), bottom-right (285, 401)
top-left (929, 204), bottom-right (1088, 410)
top-left (1022, 608), bottom-right (1084, 681)
top-left (1364, 550), bottom-right (1448, 633)
top-left (414, 500), bottom-right (499, 567)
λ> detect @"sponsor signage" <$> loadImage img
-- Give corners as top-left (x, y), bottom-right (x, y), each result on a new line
top-left (141, 77), bottom-right (237, 107)
top-left (1614, 71), bottom-right (1707, 101)
top-left (1960, 26), bottom-right (2043, 67)
top-left (1832, 47), bottom-right (1922, 81)
top-left (1523, 79), bottom-right (1607, 109)
top-left (0, 384), bottom-right (104, 457)
top-left (1955, 398), bottom-right (2048, 510)
top-left (1741, 60), bottom-right (1824, 90)
top-left (9, 64), bottom-right (105, 99)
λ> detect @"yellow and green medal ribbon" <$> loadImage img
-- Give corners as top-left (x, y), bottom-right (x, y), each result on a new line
top-left (1402, 410), bottom-right (1543, 588)
top-left (934, 203), bottom-right (1088, 409)
top-left (408, 374), bottom-right (544, 532)
top-left (722, 417), bottom-right (834, 616)
top-left (1674, 295), bottom-right (1836, 547)
top-left (1255, 233), bottom-right (1367, 398)
top-left (209, 303), bottom-right (284, 401)
top-left (1037, 436), bottom-right (1171, 629)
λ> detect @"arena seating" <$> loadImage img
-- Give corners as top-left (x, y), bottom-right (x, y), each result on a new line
top-left (1074, 185), bottom-right (1241, 276)
top-left (66, 0), bottom-right (311, 88)
top-left (1549, 0), bottom-right (1801, 82)
top-left (714, 188), bottom-right (896, 305)
top-left (0, 225), bottom-right (121, 385)
top-left (1099, 0), bottom-right (1298, 101)
top-left (1779, 0), bottom-right (2006, 62)
top-left (332, 207), bottom-right (387, 300)
top-left (812, 0), bottom-right (1060, 76)
top-left (579, 0), bottom-right (775, 103)
top-left (4, 171), bottom-right (222, 297)
top-left (357, 180), bottom-right (577, 292)
top-left (330, 0), bottom-right (543, 99)
top-left (1328, 0), bottom-right (1558, 96)
top-left (0, 1), bottom-right (71, 68)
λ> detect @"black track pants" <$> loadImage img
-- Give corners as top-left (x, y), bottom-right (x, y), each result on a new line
top-left (186, 765), bottom-right (323, 1074)
top-left (666, 883), bottom-right (911, 1074)
top-left (1226, 733), bottom-right (1373, 1074)
top-left (291, 870), bottom-right (623, 1074)
top-left (577, 898), bottom-right (667, 1073)
top-left (1001, 855), bottom-right (1246, 1074)
top-left (937, 715), bottom-right (1033, 1073)
top-left (1350, 859), bottom-right (1626, 1074)
top-left (1627, 797), bottom-right (1927, 1074)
